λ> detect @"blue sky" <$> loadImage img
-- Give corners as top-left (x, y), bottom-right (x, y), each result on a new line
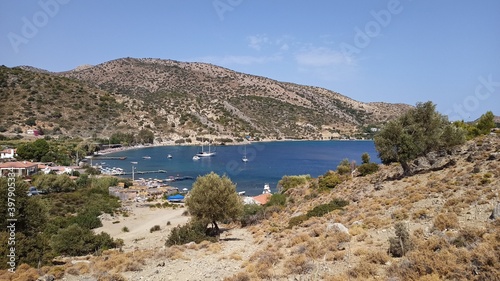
top-left (1, 0), bottom-right (499, 121)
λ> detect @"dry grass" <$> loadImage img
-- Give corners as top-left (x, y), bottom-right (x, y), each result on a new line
top-left (0, 263), bottom-right (41, 281)
top-left (284, 254), bottom-right (314, 275)
top-left (223, 271), bottom-right (252, 281)
top-left (348, 259), bottom-right (378, 279)
top-left (433, 212), bottom-right (460, 231)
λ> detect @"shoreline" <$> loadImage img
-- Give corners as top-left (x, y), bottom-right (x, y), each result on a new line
top-left (98, 138), bottom-right (375, 156)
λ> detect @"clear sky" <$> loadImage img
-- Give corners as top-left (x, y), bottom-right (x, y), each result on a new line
top-left (1, 0), bottom-right (499, 121)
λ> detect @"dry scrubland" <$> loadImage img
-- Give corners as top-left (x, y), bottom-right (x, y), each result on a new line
top-left (2, 134), bottom-right (500, 281)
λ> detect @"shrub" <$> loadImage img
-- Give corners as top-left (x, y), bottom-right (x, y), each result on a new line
top-left (122, 226), bottom-right (129, 232)
top-left (284, 254), bottom-right (314, 275)
top-left (278, 175), bottom-right (311, 193)
top-left (433, 212), bottom-right (459, 231)
top-left (287, 214), bottom-right (308, 229)
top-left (336, 159), bottom-right (351, 175)
top-left (239, 204), bottom-right (265, 227)
top-left (306, 198), bottom-right (349, 218)
top-left (166, 220), bottom-right (217, 246)
top-left (357, 163), bottom-right (379, 176)
top-left (318, 171), bottom-right (344, 189)
top-left (51, 224), bottom-right (117, 256)
top-left (265, 193), bottom-right (286, 207)
top-left (388, 222), bottom-right (413, 257)
top-left (150, 225), bottom-right (161, 233)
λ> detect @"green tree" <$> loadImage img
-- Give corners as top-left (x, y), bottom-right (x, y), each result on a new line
top-left (136, 128), bottom-right (155, 144)
top-left (374, 101), bottom-right (465, 176)
top-left (361, 152), bottom-right (370, 164)
top-left (336, 158), bottom-right (351, 175)
top-left (476, 111), bottom-right (496, 134)
top-left (16, 139), bottom-right (51, 161)
top-left (186, 172), bottom-right (243, 235)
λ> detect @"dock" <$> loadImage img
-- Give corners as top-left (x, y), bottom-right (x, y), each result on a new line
top-left (121, 169), bottom-right (167, 175)
top-left (92, 156), bottom-right (128, 160)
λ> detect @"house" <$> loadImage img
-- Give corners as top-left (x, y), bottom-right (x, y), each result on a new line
top-left (0, 149), bottom-right (16, 159)
top-left (26, 129), bottom-right (42, 136)
top-left (0, 161), bottom-right (38, 177)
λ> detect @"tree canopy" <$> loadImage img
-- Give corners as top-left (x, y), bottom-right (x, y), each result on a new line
top-left (186, 172), bottom-right (243, 235)
top-left (374, 101), bottom-right (465, 176)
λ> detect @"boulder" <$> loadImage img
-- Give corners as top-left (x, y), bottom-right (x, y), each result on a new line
top-left (37, 275), bottom-right (55, 281)
top-left (489, 203), bottom-right (500, 220)
top-left (326, 223), bottom-right (350, 235)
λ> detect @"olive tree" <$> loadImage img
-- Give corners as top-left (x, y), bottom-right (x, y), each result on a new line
top-left (186, 172), bottom-right (243, 235)
top-left (374, 101), bottom-right (465, 176)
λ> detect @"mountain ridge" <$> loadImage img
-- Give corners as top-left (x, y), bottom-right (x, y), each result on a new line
top-left (2, 58), bottom-right (412, 141)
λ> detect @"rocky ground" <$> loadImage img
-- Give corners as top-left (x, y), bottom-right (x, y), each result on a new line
top-left (4, 134), bottom-right (500, 281)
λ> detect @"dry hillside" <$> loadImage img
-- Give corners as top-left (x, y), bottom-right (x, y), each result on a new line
top-left (4, 59), bottom-right (411, 141)
top-left (4, 134), bottom-right (499, 281)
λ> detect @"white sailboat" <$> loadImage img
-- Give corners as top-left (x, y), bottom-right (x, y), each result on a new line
top-left (196, 139), bottom-right (216, 157)
top-left (242, 145), bottom-right (248, 162)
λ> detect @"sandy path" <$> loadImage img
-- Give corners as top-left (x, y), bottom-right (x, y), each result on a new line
top-left (95, 202), bottom-right (190, 250)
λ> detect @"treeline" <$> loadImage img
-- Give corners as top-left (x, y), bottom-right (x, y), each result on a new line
top-left (109, 128), bottom-right (154, 145)
top-left (0, 175), bottom-right (123, 269)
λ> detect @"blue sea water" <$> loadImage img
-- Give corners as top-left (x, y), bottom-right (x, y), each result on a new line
top-left (100, 140), bottom-right (379, 196)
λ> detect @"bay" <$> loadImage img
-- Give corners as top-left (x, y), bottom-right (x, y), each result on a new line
top-left (99, 140), bottom-right (380, 196)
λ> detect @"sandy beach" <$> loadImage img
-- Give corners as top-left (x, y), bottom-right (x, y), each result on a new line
top-left (94, 201), bottom-right (190, 251)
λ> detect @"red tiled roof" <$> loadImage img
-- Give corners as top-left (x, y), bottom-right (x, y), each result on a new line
top-left (252, 193), bottom-right (272, 205)
top-left (0, 161), bottom-right (38, 169)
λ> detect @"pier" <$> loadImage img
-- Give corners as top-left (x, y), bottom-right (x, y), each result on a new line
top-left (91, 156), bottom-right (128, 160)
top-left (121, 169), bottom-right (167, 175)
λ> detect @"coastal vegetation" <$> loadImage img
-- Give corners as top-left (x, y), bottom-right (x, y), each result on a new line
top-left (0, 175), bottom-right (122, 268)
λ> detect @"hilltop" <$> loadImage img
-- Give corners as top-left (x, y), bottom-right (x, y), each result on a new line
top-left (4, 133), bottom-right (498, 281)
top-left (1, 58), bottom-right (411, 141)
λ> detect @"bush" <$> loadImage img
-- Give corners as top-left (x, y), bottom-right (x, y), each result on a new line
top-left (388, 222), bottom-right (413, 257)
top-left (306, 198), bottom-right (349, 218)
top-left (357, 163), bottom-right (379, 176)
top-left (122, 226), bottom-right (129, 232)
top-left (51, 224), bottom-right (117, 256)
top-left (287, 214), bottom-right (308, 229)
top-left (240, 204), bottom-right (265, 227)
top-left (336, 159), bottom-right (351, 175)
top-left (265, 193), bottom-right (286, 207)
top-left (278, 175), bottom-right (311, 193)
top-left (166, 220), bottom-right (217, 246)
top-left (318, 171), bottom-right (344, 189)
top-left (150, 225), bottom-right (161, 233)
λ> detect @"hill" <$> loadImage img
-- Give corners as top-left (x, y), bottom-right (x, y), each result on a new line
top-left (2, 58), bottom-right (410, 141)
top-left (3, 132), bottom-right (498, 281)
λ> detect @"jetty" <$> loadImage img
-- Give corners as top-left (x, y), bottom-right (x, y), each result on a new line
top-left (91, 156), bottom-right (128, 160)
top-left (122, 169), bottom-right (167, 175)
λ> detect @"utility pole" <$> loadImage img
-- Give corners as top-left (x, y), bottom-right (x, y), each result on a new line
top-left (131, 161), bottom-right (138, 182)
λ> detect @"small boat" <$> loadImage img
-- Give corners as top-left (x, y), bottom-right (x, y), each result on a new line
top-left (242, 145), bottom-right (248, 162)
top-left (263, 183), bottom-right (271, 194)
top-left (192, 155), bottom-right (200, 160)
top-left (167, 154), bottom-right (173, 159)
top-left (142, 156), bottom-right (151, 159)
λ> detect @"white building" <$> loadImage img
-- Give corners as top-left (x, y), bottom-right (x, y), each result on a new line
top-left (0, 149), bottom-right (16, 159)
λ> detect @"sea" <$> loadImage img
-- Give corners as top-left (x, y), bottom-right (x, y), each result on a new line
top-left (98, 140), bottom-right (380, 196)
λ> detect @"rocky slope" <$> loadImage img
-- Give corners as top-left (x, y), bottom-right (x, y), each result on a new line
top-left (3, 59), bottom-right (411, 141)
top-left (60, 58), bottom-right (411, 139)
top-left (4, 133), bottom-right (498, 281)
